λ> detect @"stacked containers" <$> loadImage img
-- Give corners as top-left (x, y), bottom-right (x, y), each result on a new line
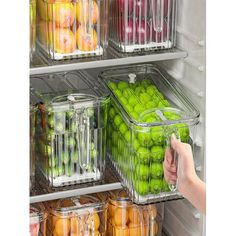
top-left (100, 190), bottom-right (164, 236)
top-left (109, 0), bottom-right (176, 53)
top-left (46, 195), bottom-right (107, 235)
top-left (31, 71), bottom-right (109, 187)
top-left (36, 0), bottom-right (108, 60)
top-left (30, 0), bottom-right (36, 60)
top-left (100, 64), bottom-right (200, 204)
top-left (30, 203), bottom-right (47, 236)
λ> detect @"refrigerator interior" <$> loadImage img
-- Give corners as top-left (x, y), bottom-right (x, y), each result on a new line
top-left (30, 0), bottom-right (206, 235)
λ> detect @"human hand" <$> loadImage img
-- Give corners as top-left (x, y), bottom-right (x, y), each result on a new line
top-left (163, 135), bottom-right (197, 197)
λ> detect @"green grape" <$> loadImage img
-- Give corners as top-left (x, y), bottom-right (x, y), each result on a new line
top-left (108, 81), bottom-right (117, 90)
top-left (150, 179), bottom-right (162, 194)
top-left (162, 178), bottom-right (171, 192)
top-left (124, 104), bottom-right (133, 114)
top-left (114, 114), bottom-right (123, 127)
top-left (118, 81), bottom-right (129, 90)
top-left (113, 89), bottom-right (123, 98)
top-left (135, 180), bottom-right (149, 195)
top-left (140, 93), bottom-right (152, 103)
top-left (151, 146), bottom-right (165, 162)
top-left (145, 101), bottom-right (157, 109)
top-left (119, 122), bottom-right (128, 135)
top-left (141, 79), bottom-right (152, 87)
top-left (109, 107), bottom-right (116, 118)
top-left (151, 126), bottom-right (165, 145)
top-left (137, 131), bottom-right (152, 147)
top-left (134, 104), bottom-right (145, 114)
top-left (119, 96), bottom-right (128, 105)
top-left (150, 163), bottom-right (163, 178)
top-left (135, 86), bottom-right (146, 95)
top-left (124, 131), bottom-right (131, 142)
top-left (136, 147), bottom-right (150, 164)
top-left (163, 111), bottom-right (181, 120)
top-left (135, 164), bottom-right (149, 181)
top-left (128, 96), bottom-right (138, 106)
top-left (175, 123), bottom-right (190, 143)
top-left (62, 152), bottom-right (69, 165)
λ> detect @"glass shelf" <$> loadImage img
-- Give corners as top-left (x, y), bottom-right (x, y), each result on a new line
top-left (30, 47), bottom-right (187, 76)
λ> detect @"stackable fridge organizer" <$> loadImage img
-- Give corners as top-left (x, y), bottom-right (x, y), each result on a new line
top-left (100, 64), bottom-right (200, 204)
top-left (30, 71), bottom-right (110, 187)
top-left (36, 0), bottom-right (108, 60)
top-left (106, 189), bottom-right (164, 236)
top-left (45, 195), bottom-right (107, 236)
top-left (109, 0), bottom-right (177, 53)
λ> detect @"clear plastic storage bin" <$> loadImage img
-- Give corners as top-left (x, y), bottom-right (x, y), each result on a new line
top-left (31, 71), bottom-right (110, 187)
top-left (45, 195), bottom-right (107, 235)
top-left (30, 0), bottom-right (36, 60)
top-left (104, 189), bottom-right (164, 236)
top-left (30, 203), bottom-right (47, 236)
top-left (109, 0), bottom-right (177, 53)
top-left (36, 0), bottom-right (108, 60)
top-left (99, 64), bottom-right (200, 204)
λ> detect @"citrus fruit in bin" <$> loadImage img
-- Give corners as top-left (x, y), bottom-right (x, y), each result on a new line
top-left (53, 217), bottom-right (71, 236)
top-left (129, 222), bottom-right (142, 236)
top-left (115, 226), bottom-right (129, 236)
top-left (114, 208), bottom-right (129, 227)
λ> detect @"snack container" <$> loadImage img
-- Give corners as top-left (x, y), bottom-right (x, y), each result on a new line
top-left (31, 71), bottom-right (110, 187)
top-left (109, 0), bottom-right (177, 53)
top-left (99, 64), bottom-right (200, 204)
top-left (106, 189), bottom-right (164, 236)
top-left (46, 195), bottom-right (107, 235)
top-left (36, 0), bottom-right (108, 60)
top-left (30, 203), bottom-right (47, 236)
top-left (30, 0), bottom-right (36, 59)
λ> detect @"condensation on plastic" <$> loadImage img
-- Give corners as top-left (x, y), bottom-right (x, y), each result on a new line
top-left (99, 64), bottom-right (200, 204)
top-left (36, 0), bottom-right (108, 60)
top-left (109, 0), bottom-right (177, 53)
top-left (31, 71), bottom-right (110, 187)
top-left (45, 195), bottom-right (107, 236)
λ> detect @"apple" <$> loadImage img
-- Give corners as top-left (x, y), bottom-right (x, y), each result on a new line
top-left (75, 0), bottom-right (99, 25)
top-left (37, 0), bottom-right (74, 23)
top-left (136, 20), bottom-right (150, 44)
top-left (76, 27), bottom-right (98, 51)
top-left (118, 19), bottom-right (136, 44)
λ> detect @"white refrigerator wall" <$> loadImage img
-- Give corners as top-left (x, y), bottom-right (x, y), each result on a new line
top-left (158, 0), bottom-right (206, 235)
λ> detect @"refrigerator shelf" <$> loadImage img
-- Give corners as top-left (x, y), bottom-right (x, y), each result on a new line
top-left (30, 47), bottom-right (187, 75)
top-left (30, 168), bottom-right (122, 204)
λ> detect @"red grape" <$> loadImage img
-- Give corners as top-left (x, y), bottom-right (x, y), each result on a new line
top-left (118, 0), bottom-right (135, 14)
top-left (119, 19), bottom-right (136, 44)
top-left (152, 22), bottom-right (168, 42)
top-left (136, 20), bottom-right (150, 44)
top-left (135, 0), bottom-right (149, 17)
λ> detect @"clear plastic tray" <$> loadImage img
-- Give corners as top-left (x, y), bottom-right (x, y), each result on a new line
top-left (45, 195), bottom-right (107, 235)
top-left (36, 0), bottom-right (108, 60)
top-left (30, 71), bottom-right (110, 187)
top-left (99, 64), bottom-right (200, 204)
top-left (109, 0), bottom-right (177, 53)
top-left (30, 203), bottom-right (47, 236)
top-left (98, 189), bottom-right (164, 236)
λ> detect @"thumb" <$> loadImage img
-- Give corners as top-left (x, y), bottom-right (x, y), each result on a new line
top-left (170, 134), bottom-right (185, 156)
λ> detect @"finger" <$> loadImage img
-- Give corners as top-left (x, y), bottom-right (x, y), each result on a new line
top-left (163, 160), bottom-right (177, 173)
top-left (171, 135), bottom-right (192, 157)
top-left (164, 148), bottom-right (174, 165)
top-left (164, 171), bottom-right (177, 183)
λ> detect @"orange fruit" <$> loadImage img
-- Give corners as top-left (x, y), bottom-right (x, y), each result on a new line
top-left (128, 206), bottom-right (141, 224)
top-left (108, 203), bottom-right (117, 217)
top-left (114, 208), bottom-right (128, 227)
top-left (53, 217), bottom-right (70, 236)
top-left (93, 231), bottom-right (101, 236)
top-left (115, 226), bottom-right (129, 236)
top-left (128, 222), bottom-right (142, 236)
top-left (71, 216), bottom-right (82, 234)
top-left (88, 212), bottom-right (100, 231)
top-left (150, 221), bottom-right (159, 235)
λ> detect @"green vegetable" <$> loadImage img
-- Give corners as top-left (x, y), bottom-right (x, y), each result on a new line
top-left (150, 163), bottom-right (163, 178)
top-left (150, 179), bottom-right (162, 194)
